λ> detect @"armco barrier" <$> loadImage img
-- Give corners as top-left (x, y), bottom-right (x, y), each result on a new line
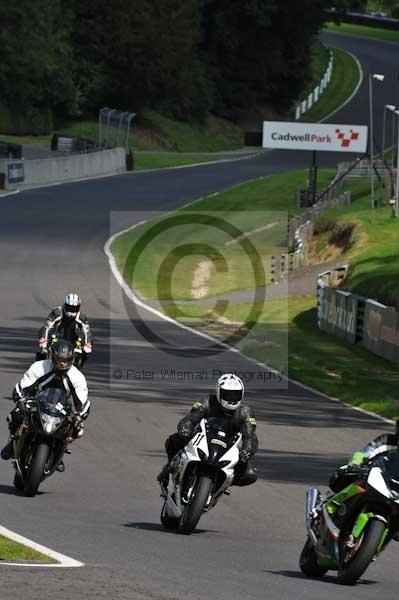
top-left (288, 191), bottom-right (351, 246)
top-left (271, 191), bottom-right (351, 283)
top-left (294, 46), bottom-right (333, 120)
top-left (317, 267), bottom-right (399, 363)
top-left (0, 147), bottom-right (126, 190)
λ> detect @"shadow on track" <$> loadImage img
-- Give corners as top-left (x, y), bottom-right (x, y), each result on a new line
top-left (0, 484), bottom-right (20, 496)
top-left (265, 570), bottom-right (376, 586)
top-left (124, 522), bottom-right (221, 535)
top-left (254, 448), bottom-right (346, 486)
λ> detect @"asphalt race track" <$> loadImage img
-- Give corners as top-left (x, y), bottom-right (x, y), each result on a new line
top-left (1, 32), bottom-right (399, 600)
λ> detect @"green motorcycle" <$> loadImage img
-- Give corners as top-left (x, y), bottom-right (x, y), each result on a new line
top-left (300, 450), bottom-right (399, 585)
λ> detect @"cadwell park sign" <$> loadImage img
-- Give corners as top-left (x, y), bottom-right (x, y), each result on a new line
top-left (262, 121), bottom-right (368, 153)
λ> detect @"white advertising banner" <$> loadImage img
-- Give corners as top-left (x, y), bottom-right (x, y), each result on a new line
top-left (263, 121), bottom-right (368, 153)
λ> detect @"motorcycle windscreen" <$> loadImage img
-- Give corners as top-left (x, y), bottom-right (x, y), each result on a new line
top-left (373, 450), bottom-right (399, 496)
top-left (36, 387), bottom-right (71, 417)
top-left (206, 417), bottom-right (238, 463)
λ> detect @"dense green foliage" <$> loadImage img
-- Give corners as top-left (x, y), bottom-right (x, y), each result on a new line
top-left (332, 0), bottom-right (399, 17)
top-left (0, 1), bottom-right (330, 133)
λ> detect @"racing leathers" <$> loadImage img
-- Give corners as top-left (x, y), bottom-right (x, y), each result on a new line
top-left (1, 359), bottom-right (90, 460)
top-left (329, 433), bottom-right (398, 494)
top-left (38, 307), bottom-right (93, 365)
top-left (160, 394), bottom-right (258, 487)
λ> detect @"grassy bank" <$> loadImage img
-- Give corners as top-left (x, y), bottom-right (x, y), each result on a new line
top-left (314, 176), bottom-right (399, 307)
top-left (0, 534), bottom-right (52, 562)
top-left (111, 166), bottom-right (399, 419)
top-left (166, 295), bottom-right (399, 420)
top-left (111, 168), bottom-right (335, 301)
top-left (324, 21), bottom-right (399, 43)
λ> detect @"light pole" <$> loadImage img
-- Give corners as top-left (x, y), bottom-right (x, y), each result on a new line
top-left (395, 109), bottom-right (399, 218)
top-left (382, 104), bottom-right (396, 162)
top-left (383, 104), bottom-right (396, 200)
top-left (391, 106), bottom-right (397, 169)
top-left (369, 73), bottom-right (385, 209)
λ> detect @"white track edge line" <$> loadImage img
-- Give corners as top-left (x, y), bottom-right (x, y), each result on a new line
top-left (104, 205), bottom-right (393, 428)
top-left (0, 525), bottom-right (84, 568)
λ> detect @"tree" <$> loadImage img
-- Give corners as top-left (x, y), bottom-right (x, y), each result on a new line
top-left (0, 0), bottom-right (77, 133)
top-left (71, 0), bottom-right (210, 121)
top-left (201, 0), bottom-right (330, 120)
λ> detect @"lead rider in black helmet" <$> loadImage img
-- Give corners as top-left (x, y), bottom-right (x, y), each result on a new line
top-left (1, 340), bottom-right (90, 461)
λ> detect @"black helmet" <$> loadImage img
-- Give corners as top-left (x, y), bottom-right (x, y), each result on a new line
top-left (51, 339), bottom-right (74, 373)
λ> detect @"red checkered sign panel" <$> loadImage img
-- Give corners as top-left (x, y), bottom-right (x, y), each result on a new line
top-left (263, 121), bottom-right (368, 153)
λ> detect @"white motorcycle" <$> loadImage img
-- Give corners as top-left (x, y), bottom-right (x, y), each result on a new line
top-left (160, 416), bottom-right (242, 534)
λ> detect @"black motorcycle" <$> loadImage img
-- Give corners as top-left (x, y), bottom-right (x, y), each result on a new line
top-left (12, 388), bottom-right (77, 496)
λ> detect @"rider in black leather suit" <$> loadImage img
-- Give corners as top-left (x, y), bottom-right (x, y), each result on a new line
top-left (158, 374), bottom-right (258, 487)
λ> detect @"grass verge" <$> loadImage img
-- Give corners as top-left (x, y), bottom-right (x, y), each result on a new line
top-left (324, 21), bottom-right (399, 43)
top-left (291, 41), bottom-right (330, 106)
top-left (301, 47), bottom-right (360, 122)
top-left (111, 168), bottom-right (336, 300)
top-left (111, 166), bottom-right (399, 419)
top-left (314, 176), bottom-right (399, 307)
top-left (165, 295), bottom-right (399, 420)
top-left (0, 534), bottom-right (53, 562)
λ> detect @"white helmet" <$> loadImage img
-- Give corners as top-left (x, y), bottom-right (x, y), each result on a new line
top-left (63, 292), bottom-right (81, 318)
top-left (216, 373), bottom-right (244, 413)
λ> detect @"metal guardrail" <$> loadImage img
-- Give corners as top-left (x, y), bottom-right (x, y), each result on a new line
top-left (317, 267), bottom-right (399, 363)
top-left (97, 108), bottom-right (136, 151)
top-left (50, 134), bottom-right (97, 153)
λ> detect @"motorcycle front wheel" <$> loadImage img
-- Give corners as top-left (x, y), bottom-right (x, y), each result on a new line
top-left (299, 537), bottom-right (328, 577)
top-left (337, 518), bottom-right (385, 585)
top-left (13, 472), bottom-right (24, 491)
top-left (180, 475), bottom-right (213, 535)
top-left (23, 442), bottom-right (50, 497)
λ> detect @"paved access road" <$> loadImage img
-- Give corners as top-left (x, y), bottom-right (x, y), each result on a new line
top-left (1, 32), bottom-right (399, 600)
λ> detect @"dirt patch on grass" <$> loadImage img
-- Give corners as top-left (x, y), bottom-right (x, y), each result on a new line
top-left (191, 260), bottom-right (213, 299)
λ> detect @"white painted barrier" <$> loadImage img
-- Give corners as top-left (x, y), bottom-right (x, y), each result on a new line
top-left (0, 147), bottom-right (126, 190)
top-left (294, 49), bottom-right (334, 120)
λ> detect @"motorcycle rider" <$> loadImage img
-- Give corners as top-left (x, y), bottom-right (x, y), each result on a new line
top-left (329, 423), bottom-right (399, 494)
top-left (1, 340), bottom-right (90, 461)
top-left (37, 293), bottom-right (93, 366)
top-left (157, 373), bottom-right (258, 488)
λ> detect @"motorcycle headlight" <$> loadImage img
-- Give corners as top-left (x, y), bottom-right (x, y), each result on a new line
top-left (41, 413), bottom-right (62, 433)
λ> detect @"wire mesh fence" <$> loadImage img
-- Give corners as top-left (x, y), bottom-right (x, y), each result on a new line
top-left (97, 108), bottom-right (136, 151)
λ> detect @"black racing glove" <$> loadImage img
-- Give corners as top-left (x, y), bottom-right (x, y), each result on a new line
top-left (239, 449), bottom-right (251, 463)
top-left (345, 464), bottom-right (362, 476)
top-left (178, 422), bottom-right (193, 439)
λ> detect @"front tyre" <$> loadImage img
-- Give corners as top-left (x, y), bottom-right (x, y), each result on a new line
top-left (337, 519), bottom-right (385, 585)
top-left (13, 472), bottom-right (24, 491)
top-left (180, 475), bottom-right (213, 534)
top-left (299, 537), bottom-right (328, 577)
top-left (23, 443), bottom-right (50, 497)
